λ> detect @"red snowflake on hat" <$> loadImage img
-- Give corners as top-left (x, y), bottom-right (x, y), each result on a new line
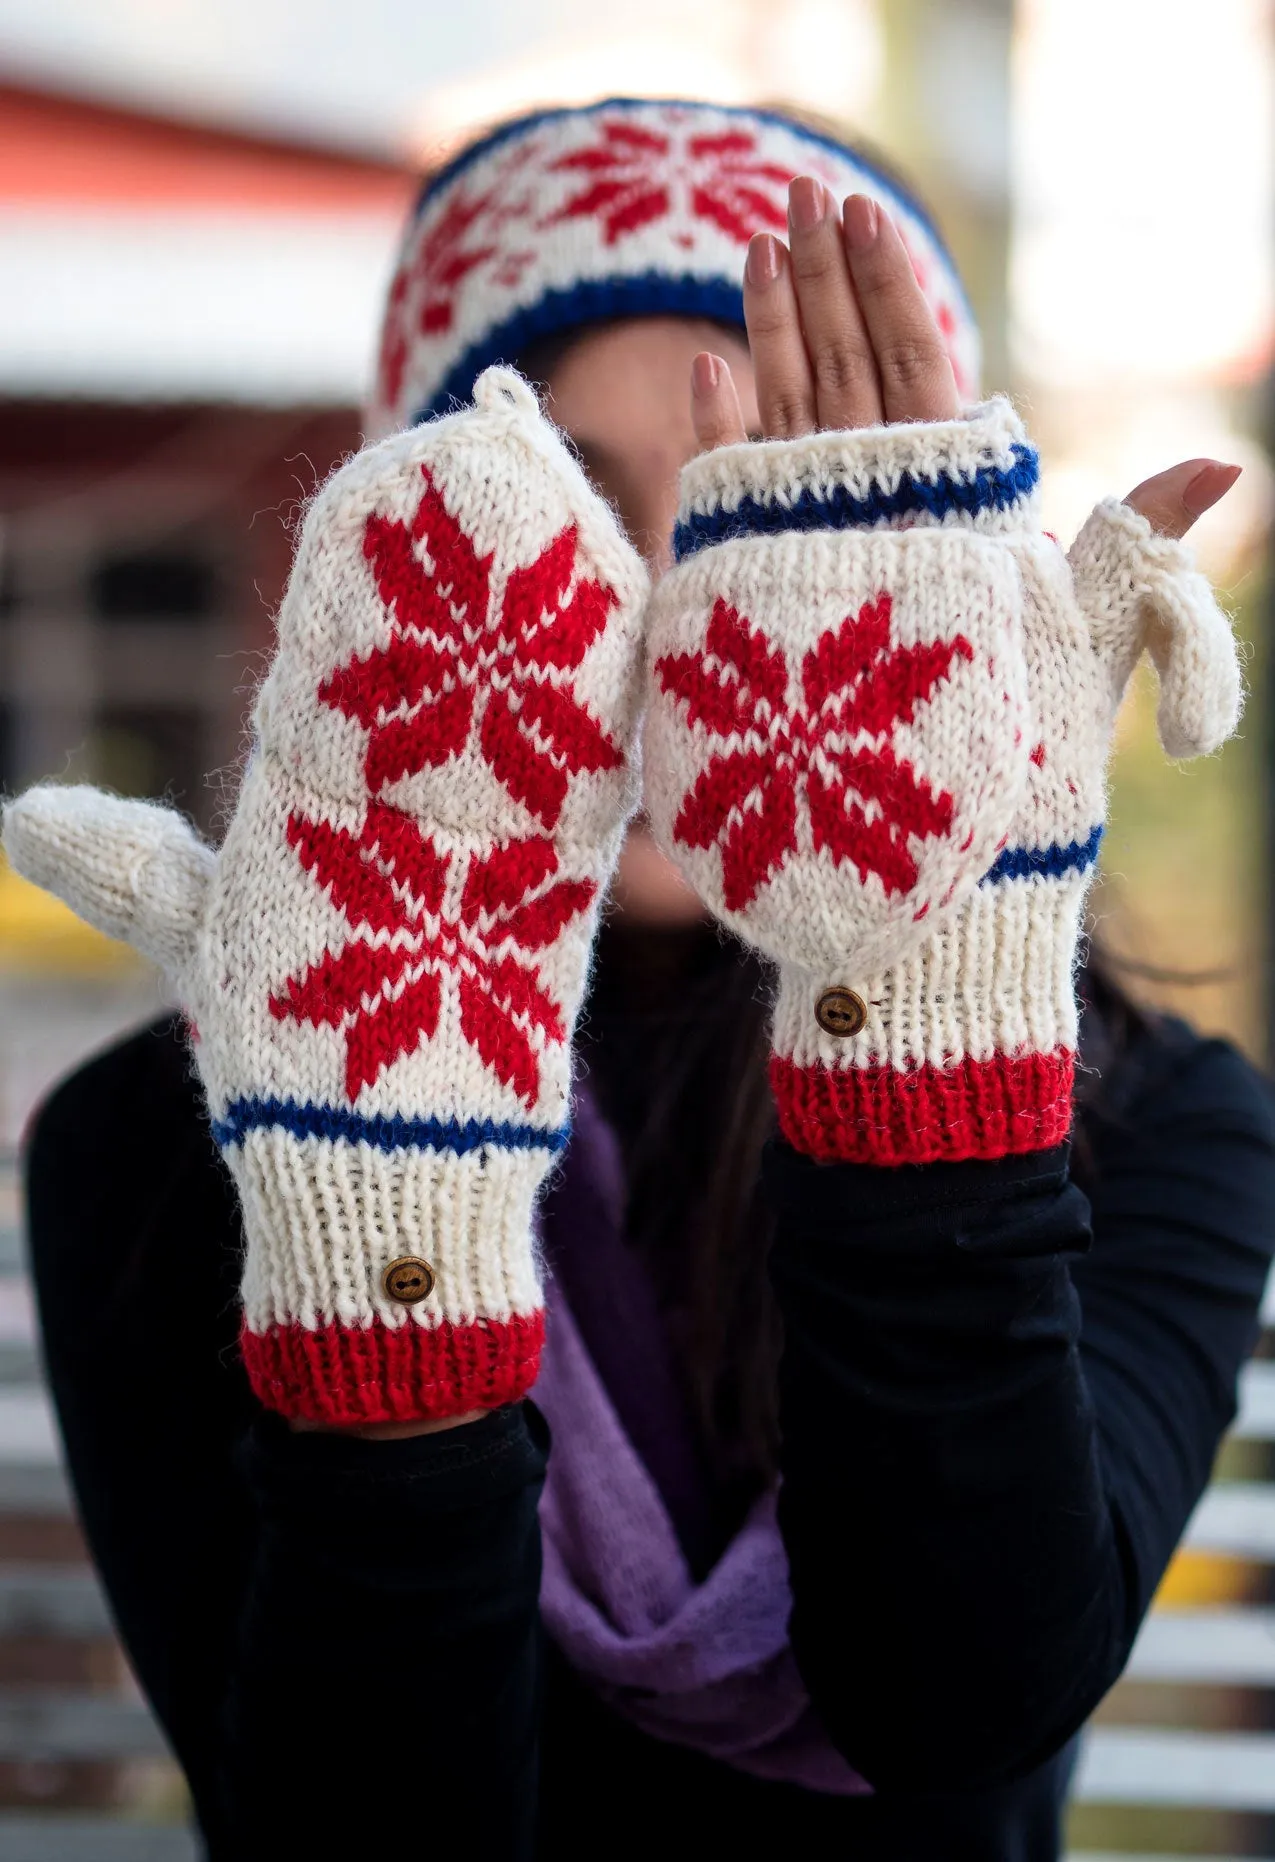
top-left (377, 146), bottom-right (543, 409)
top-left (320, 465), bottom-right (622, 830)
top-left (545, 116), bottom-right (791, 247)
top-left (270, 803), bottom-right (594, 1104)
top-left (655, 593), bottom-right (973, 912)
top-left (379, 183), bottom-right (501, 408)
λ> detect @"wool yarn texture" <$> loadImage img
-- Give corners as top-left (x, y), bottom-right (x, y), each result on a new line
top-left (369, 97), bottom-right (979, 436)
top-left (644, 400), bottom-right (1242, 1166)
top-left (3, 368), bottom-right (649, 1424)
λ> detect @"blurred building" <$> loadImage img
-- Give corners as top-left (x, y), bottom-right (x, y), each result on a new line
top-left (0, 80), bottom-right (417, 1833)
top-left (0, 81), bottom-right (417, 1150)
top-left (0, 81), bottom-right (414, 833)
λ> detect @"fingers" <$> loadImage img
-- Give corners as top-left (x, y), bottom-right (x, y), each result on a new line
top-left (1124, 459), bottom-right (1242, 541)
top-left (743, 233), bottom-right (817, 439)
top-left (741, 182), bottom-right (961, 443)
top-left (691, 351), bottom-right (748, 452)
top-left (840, 196), bottom-right (961, 424)
top-left (785, 178), bottom-right (882, 430)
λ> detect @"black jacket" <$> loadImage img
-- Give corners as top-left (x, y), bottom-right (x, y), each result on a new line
top-left (25, 1008), bottom-right (1275, 1860)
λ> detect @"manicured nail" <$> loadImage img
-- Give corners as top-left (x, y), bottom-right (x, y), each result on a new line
top-left (747, 233), bottom-right (781, 288)
top-left (1183, 460), bottom-right (1242, 518)
top-left (691, 352), bottom-right (721, 397)
top-left (788, 176), bottom-right (826, 235)
top-left (843, 194), bottom-right (879, 251)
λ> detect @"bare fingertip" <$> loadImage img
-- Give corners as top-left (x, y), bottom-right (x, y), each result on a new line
top-left (691, 352), bottom-right (721, 398)
top-left (788, 175), bottom-right (826, 233)
top-left (746, 233), bottom-right (783, 288)
top-left (843, 194), bottom-right (879, 251)
top-left (1184, 460), bottom-right (1244, 519)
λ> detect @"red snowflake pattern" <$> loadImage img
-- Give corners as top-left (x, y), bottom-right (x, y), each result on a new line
top-left (655, 593), bottom-right (973, 911)
top-left (270, 803), bottom-right (595, 1105)
top-left (321, 466), bottom-right (622, 829)
top-left (545, 117), bottom-right (791, 246)
top-left (378, 183), bottom-right (500, 408)
top-left (376, 145), bottom-right (543, 408)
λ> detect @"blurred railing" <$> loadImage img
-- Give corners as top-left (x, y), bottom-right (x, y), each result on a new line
top-left (1069, 1273), bottom-right (1275, 1858)
top-left (0, 1150), bottom-right (192, 1858)
top-left (0, 1175), bottom-right (1269, 1858)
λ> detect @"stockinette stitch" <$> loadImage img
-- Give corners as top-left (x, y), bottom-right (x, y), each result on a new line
top-left (4, 368), bottom-right (649, 1424)
top-left (644, 401), bottom-right (1242, 1166)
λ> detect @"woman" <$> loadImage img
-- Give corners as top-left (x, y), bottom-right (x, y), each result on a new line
top-left (7, 100), bottom-right (1274, 1861)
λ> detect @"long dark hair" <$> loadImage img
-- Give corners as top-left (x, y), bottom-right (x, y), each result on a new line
top-left (579, 919), bottom-right (783, 1500)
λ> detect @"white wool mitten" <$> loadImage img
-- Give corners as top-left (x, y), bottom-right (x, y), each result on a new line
top-left (644, 400), bottom-right (1241, 1165)
top-left (4, 369), bottom-right (648, 1423)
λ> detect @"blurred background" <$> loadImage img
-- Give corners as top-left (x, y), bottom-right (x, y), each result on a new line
top-left (0, 1), bottom-right (1271, 1856)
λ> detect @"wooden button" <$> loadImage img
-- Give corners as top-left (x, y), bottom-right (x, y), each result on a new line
top-left (381, 1256), bottom-right (436, 1304)
top-left (815, 987), bottom-right (867, 1038)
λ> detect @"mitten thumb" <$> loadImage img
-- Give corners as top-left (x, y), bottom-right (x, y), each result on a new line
top-left (1068, 497), bottom-right (1242, 758)
top-left (2, 785), bottom-right (213, 981)
top-left (1141, 563), bottom-right (1243, 759)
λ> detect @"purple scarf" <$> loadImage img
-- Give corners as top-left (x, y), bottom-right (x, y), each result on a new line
top-left (532, 1094), bottom-right (868, 1797)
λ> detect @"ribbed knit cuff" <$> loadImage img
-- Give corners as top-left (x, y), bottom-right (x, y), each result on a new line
top-left (240, 1310), bottom-right (545, 1428)
top-left (224, 1123), bottom-right (550, 1425)
top-left (671, 397), bottom-right (1038, 562)
top-left (770, 1049), bottom-right (1074, 1166)
top-left (769, 870), bottom-right (1088, 1166)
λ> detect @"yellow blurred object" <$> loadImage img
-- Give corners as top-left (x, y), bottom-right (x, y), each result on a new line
top-left (1153, 1546), bottom-right (1264, 1609)
top-left (0, 853), bottom-right (141, 974)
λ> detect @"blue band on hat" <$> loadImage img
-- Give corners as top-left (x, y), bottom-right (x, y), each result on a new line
top-left (412, 273), bottom-right (748, 424)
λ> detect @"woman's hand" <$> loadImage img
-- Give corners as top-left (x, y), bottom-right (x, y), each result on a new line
top-left (691, 180), bottom-right (960, 449)
top-left (691, 178), bottom-right (1241, 542)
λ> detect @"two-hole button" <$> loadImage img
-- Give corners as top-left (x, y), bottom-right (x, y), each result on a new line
top-left (381, 1256), bottom-right (436, 1304)
top-left (815, 987), bottom-right (867, 1038)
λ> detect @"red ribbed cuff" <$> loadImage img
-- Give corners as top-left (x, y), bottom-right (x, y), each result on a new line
top-left (240, 1310), bottom-right (545, 1426)
top-left (769, 1049), bottom-right (1074, 1165)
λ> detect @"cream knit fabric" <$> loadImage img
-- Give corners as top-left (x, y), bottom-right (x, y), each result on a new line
top-left (4, 368), bottom-right (648, 1422)
top-left (645, 400), bottom-right (1241, 1164)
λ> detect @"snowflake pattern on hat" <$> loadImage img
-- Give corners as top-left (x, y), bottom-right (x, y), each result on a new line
top-left (368, 99), bottom-right (980, 436)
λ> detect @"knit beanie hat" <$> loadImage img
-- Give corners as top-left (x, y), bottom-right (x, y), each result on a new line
top-left (367, 97), bottom-right (980, 437)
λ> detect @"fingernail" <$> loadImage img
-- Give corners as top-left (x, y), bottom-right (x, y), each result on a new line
top-left (788, 176), bottom-right (826, 235)
top-left (1184, 461), bottom-right (1242, 518)
top-left (747, 233), bottom-right (781, 288)
top-left (691, 352), bottom-right (721, 397)
top-left (843, 194), bottom-right (879, 251)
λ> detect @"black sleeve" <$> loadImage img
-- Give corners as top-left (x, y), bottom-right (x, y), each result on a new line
top-left (23, 1020), bottom-right (548, 1862)
top-left (764, 1022), bottom-right (1275, 1793)
top-left (223, 1404), bottom-right (548, 1862)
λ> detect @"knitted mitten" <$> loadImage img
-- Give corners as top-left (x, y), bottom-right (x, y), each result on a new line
top-left (4, 369), bottom-right (648, 1423)
top-left (645, 401), bottom-right (1241, 1165)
